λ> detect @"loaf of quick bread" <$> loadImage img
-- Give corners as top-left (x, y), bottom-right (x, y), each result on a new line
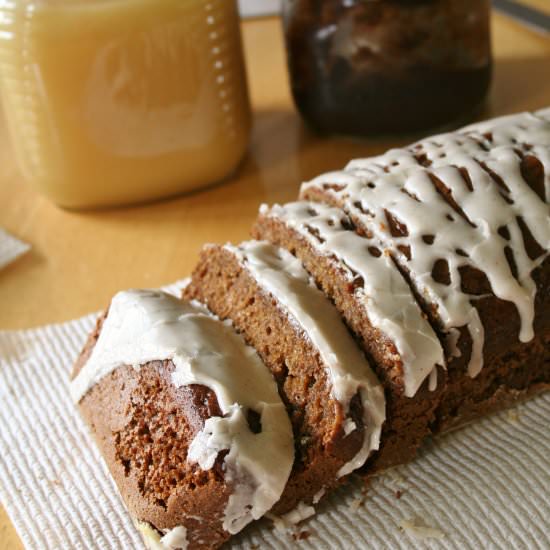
top-left (72, 108), bottom-right (549, 550)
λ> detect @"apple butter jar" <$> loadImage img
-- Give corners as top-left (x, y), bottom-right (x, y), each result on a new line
top-left (282, 0), bottom-right (492, 136)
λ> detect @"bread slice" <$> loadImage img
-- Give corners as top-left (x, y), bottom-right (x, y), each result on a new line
top-left (253, 201), bottom-right (446, 470)
top-left (184, 240), bottom-right (385, 514)
top-left (71, 290), bottom-right (294, 550)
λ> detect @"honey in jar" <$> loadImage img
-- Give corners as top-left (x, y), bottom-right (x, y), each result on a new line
top-left (0, 0), bottom-right (251, 208)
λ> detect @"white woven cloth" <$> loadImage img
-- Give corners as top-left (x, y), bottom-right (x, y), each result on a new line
top-left (0, 285), bottom-right (549, 549)
top-left (0, 228), bottom-right (29, 270)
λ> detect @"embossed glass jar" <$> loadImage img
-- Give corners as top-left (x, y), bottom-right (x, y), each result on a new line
top-left (0, 0), bottom-right (251, 208)
top-left (282, 0), bottom-right (492, 136)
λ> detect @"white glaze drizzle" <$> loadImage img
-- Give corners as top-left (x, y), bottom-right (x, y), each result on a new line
top-left (267, 502), bottom-right (316, 534)
top-left (302, 109), bottom-right (550, 378)
top-left (225, 240), bottom-right (386, 478)
top-left (136, 522), bottom-right (189, 550)
top-left (260, 201), bottom-right (445, 397)
top-left (281, 501), bottom-right (316, 524)
top-left (313, 488), bottom-right (326, 504)
top-left (71, 290), bottom-right (294, 536)
top-left (135, 520), bottom-right (180, 550)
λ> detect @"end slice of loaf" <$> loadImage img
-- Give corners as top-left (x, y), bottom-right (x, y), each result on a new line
top-left (71, 290), bottom-right (294, 550)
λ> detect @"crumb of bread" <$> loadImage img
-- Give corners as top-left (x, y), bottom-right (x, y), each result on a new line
top-left (293, 530), bottom-right (311, 540)
top-left (387, 469), bottom-right (406, 485)
top-left (385, 468), bottom-right (408, 495)
top-left (266, 514), bottom-right (288, 534)
top-left (399, 518), bottom-right (445, 540)
top-left (350, 497), bottom-right (364, 512)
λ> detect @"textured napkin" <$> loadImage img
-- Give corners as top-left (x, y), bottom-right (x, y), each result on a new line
top-left (0, 229), bottom-right (29, 270)
top-left (0, 284), bottom-right (549, 550)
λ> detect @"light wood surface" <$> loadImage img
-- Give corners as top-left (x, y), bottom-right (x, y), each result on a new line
top-left (1, 5), bottom-right (550, 549)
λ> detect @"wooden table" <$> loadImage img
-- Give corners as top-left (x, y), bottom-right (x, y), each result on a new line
top-left (1, 5), bottom-right (549, 549)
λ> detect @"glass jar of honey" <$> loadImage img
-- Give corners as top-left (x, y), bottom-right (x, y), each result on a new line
top-left (282, 0), bottom-right (492, 137)
top-left (0, 0), bottom-right (251, 208)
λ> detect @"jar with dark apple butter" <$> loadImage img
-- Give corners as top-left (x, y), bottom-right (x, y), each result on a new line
top-left (282, 0), bottom-right (492, 136)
